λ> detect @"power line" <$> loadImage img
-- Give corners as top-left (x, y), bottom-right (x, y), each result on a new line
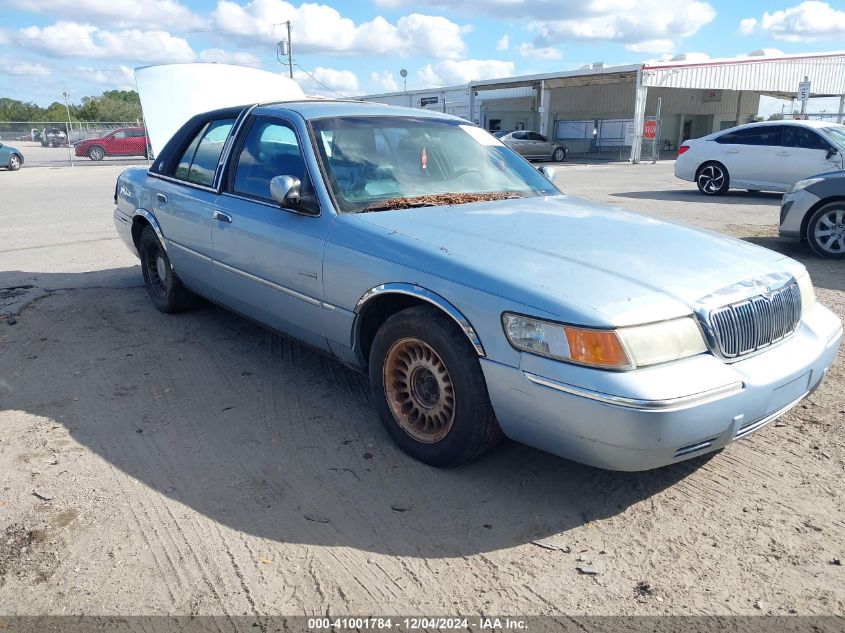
top-left (292, 63), bottom-right (355, 99)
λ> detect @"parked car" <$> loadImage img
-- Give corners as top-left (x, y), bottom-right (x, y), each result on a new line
top-left (779, 170), bottom-right (845, 259)
top-left (497, 130), bottom-right (568, 162)
top-left (675, 120), bottom-right (845, 195)
top-left (75, 127), bottom-right (151, 161)
top-left (41, 127), bottom-right (68, 147)
top-left (0, 142), bottom-right (23, 170)
top-left (114, 100), bottom-right (841, 471)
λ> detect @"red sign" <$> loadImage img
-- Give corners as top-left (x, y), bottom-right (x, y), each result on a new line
top-left (643, 120), bottom-right (657, 140)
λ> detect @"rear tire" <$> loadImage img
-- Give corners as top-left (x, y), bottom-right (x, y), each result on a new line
top-left (369, 305), bottom-right (502, 467)
top-left (807, 202), bottom-right (845, 259)
top-left (696, 162), bottom-right (730, 196)
top-left (139, 226), bottom-right (196, 312)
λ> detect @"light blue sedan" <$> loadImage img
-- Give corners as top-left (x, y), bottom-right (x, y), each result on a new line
top-left (0, 142), bottom-right (23, 171)
top-left (113, 101), bottom-right (842, 470)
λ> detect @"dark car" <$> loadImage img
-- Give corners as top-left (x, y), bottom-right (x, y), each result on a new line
top-left (75, 127), bottom-right (151, 161)
top-left (779, 170), bottom-right (845, 259)
top-left (41, 127), bottom-right (68, 147)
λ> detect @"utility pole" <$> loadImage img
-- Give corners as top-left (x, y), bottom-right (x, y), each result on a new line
top-left (277, 21), bottom-right (293, 78)
top-left (286, 21), bottom-right (293, 79)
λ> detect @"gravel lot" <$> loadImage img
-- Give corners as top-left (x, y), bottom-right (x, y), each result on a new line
top-left (1, 162), bottom-right (842, 616)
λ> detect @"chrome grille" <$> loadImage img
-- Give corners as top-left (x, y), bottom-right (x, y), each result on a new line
top-left (709, 283), bottom-right (801, 359)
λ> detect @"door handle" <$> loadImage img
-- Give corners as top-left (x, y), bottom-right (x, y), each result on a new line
top-left (156, 193), bottom-right (168, 203)
top-left (213, 210), bottom-right (232, 223)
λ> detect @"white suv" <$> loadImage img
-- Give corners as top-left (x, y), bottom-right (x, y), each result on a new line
top-left (674, 120), bottom-right (845, 195)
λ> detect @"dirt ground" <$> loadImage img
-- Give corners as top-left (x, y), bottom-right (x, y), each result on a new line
top-left (0, 163), bottom-right (842, 616)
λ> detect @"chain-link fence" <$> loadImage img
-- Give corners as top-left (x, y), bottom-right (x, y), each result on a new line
top-left (552, 117), bottom-right (667, 163)
top-left (0, 121), bottom-right (152, 168)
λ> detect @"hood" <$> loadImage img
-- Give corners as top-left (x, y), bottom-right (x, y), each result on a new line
top-left (135, 63), bottom-right (306, 156)
top-left (353, 195), bottom-right (800, 326)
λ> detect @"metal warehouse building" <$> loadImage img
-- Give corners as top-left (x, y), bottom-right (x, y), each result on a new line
top-left (360, 51), bottom-right (845, 163)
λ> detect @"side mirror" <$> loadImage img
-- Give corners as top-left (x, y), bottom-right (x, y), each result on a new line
top-left (826, 146), bottom-right (839, 160)
top-left (270, 175), bottom-right (302, 207)
top-left (538, 165), bottom-right (556, 181)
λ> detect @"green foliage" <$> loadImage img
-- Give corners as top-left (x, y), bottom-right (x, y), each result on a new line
top-left (0, 90), bottom-right (143, 122)
top-left (767, 113), bottom-right (785, 121)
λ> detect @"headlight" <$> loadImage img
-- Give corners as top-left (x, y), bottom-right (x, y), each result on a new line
top-left (789, 177), bottom-right (824, 193)
top-left (796, 270), bottom-right (816, 312)
top-left (502, 313), bottom-right (707, 370)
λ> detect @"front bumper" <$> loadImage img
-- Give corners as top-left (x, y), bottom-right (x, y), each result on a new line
top-left (778, 188), bottom-right (820, 238)
top-left (481, 303), bottom-right (842, 471)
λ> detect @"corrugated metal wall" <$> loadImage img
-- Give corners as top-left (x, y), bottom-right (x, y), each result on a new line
top-left (643, 55), bottom-right (845, 94)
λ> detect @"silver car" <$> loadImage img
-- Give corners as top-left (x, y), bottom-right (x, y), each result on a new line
top-left (779, 170), bottom-right (845, 259)
top-left (113, 73), bottom-right (841, 471)
top-left (498, 130), bottom-right (568, 162)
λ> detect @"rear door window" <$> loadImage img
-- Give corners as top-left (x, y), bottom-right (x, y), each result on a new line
top-left (173, 118), bottom-right (235, 186)
top-left (716, 126), bottom-right (781, 146)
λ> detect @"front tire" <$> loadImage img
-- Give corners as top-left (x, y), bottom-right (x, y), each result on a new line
top-left (88, 146), bottom-right (105, 161)
top-left (369, 305), bottom-right (502, 467)
top-left (696, 162), bottom-right (729, 196)
top-left (807, 202), bottom-right (845, 259)
top-left (139, 226), bottom-right (196, 312)
top-left (8, 154), bottom-right (21, 171)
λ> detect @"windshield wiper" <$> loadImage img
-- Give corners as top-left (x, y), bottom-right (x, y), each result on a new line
top-left (359, 191), bottom-right (525, 213)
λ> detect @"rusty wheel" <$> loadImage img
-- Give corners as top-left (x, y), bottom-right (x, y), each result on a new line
top-left (384, 337), bottom-right (455, 443)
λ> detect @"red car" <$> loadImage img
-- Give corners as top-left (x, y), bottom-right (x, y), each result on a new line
top-left (74, 127), bottom-right (151, 161)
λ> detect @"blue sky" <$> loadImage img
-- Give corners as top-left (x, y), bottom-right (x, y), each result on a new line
top-left (1, 0), bottom-right (844, 113)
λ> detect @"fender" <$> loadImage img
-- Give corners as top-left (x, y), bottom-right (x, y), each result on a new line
top-left (355, 282), bottom-right (485, 356)
top-left (132, 208), bottom-right (166, 251)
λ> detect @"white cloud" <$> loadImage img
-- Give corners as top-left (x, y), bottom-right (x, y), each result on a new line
top-left (294, 66), bottom-right (360, 96)
top-left (516, 42), bottom-right (562, 60)
top-left (625, 39), bottom-right (676, 54)
top-left (496, 34), bottom-right (509, 51)
top-left (198, 48), bottom-right (261, 66)
top-left (417, 59), bottom-right (515, 87)
top-left (738, 18), bottom-right (758, 36)
top-left (758, 1), bottom-right (845, 42)
top-left (73, 64), bottom-right (134, 87)
top-left (210, 1), bottom-right (467, 59)
top-left (7, 0), bottom-right (206, 30)
top-left (18, 22), bottom-right (195, 63)
top-left (370, 70), bottom-right (399, 92)
top-left (0, 57), bottom-right (51, 76)
top-left (528, 0), bottom-right (716, 52)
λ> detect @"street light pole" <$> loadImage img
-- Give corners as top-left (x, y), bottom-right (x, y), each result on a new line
top-left (62, 91), bottom-right (74, 167)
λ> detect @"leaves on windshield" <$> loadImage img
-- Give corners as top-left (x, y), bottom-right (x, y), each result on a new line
top-left (360, 192), bottom-right (524, 213)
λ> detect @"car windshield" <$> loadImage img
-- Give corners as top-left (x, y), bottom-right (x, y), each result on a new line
top-left (309, 116), bottom-right (559, 213)
top-left (822, 124), bottom-right (845, 148)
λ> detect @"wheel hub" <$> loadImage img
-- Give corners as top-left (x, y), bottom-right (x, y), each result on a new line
top-left (815, 209), bottom-right (845, 253)
top-left (383, 338), bottom-right (455, 443)
top-left (155, 255), bottom-right (168, 282)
